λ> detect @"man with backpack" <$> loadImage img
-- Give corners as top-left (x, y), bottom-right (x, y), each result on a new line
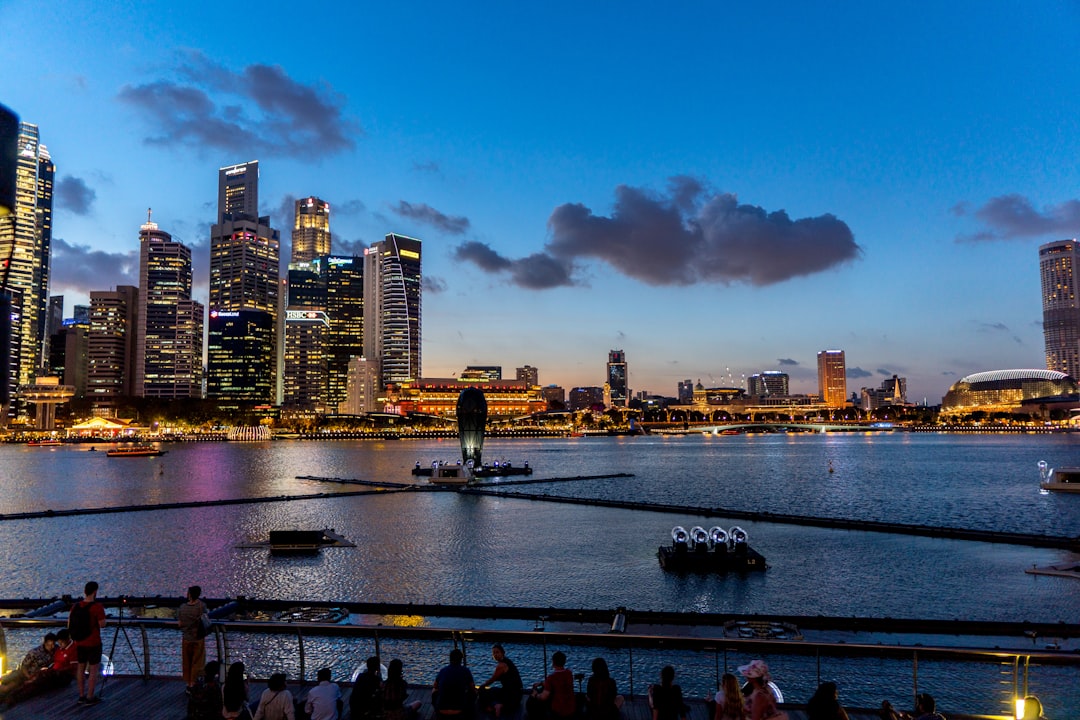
top-left (68, 581), bottom-right (107, 705)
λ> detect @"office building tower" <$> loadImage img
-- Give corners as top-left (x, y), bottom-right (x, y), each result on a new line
top-left (49, 317), bottom-right (89, 398)
top-left (207, 309), bottom-right (275, 401)
top-left (607, 350), bottom-right (628, 407)
top-left (324, 256), bottom-right (364, 407)
top-left (363, 233), bottom-right (421, 389)
top-left (292, 197), bottom-right (331, 263)
top-left (678, 379), bottom-right (694, 404)
top-left (0, 122), bottom-right (53, 414)
top-left (207, 161), bottom-right (280, 402)
top-left (861, 375), bottom-right (907, 411)
top-left (88, 286), bottom-right (139, 407)
top-left (73, 305), bottom-right (89, 323)
top-left (516, 365), bottom-right (539, 387)
top-left (283, 308), bottom-right (329, 407)
top-left (134, 214), bottom-right (203, 399)
top-left (541, 385), bottom-right (566, 409)
top-left (748, 371), bottom-right (789, 398)
top-left (341, 355), bottom-right (380, 414)
top-left (817, 350), bottom-right (847, 408)
top-left (569, 386), bottom-right (605, 411)
top-left (1040, 239), bottom-right (1080, 379)
top-left (43, 294), bottom-right (63, 364)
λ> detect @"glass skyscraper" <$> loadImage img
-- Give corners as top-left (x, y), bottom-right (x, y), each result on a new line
top-left (1040, 239), bottom-right (1080, 380)
top-left (291, 197), bottom-right (331, 263)
top-left (817, 350), bottom-right (847, 408)
top-left (364, 233), bottom-right (421, 389)
top-left (606, 350), bottom-right (628, 407)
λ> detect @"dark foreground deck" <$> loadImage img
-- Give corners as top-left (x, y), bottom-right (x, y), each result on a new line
top-left (0, 676), bottom-right (989, 720)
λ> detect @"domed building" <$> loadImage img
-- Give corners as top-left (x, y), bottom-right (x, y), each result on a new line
top-left (941, 369), bottom-right (1078, 417)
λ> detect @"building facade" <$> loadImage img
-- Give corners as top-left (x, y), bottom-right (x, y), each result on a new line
top-left (861, 375), bottom-right (907, 411)
top-left (569, 386), bottom-right (605, 411)
top-left (1040, 239), bottom-right (1080, 380)
top-left (0, 122), bottom-right (53, 417)
top-left (747, 371), bottom-right (789, 398)
top-left (817, 350), bottom-right (847, 407)
top-left (134, 215), bottom-right (203, 399)
top-left (291, 197), bottom-right (331, 263)
top-left (388, 378), bottom-right (546, 417)
top-left (207, 161), bottom-right (280, 403)
top-left (516, 365), bottom-right (539, 387)
top-left (607, 350), bottom-right (628, 407)
top-left (364, 233), bottom-right (421, 390)
top-left (88, 286), bottom-right (139, 408)
top-left (282, 309), bottom-right (329, 408)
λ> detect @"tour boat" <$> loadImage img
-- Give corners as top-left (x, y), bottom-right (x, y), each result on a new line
top-left (1038, 461), bottom-right (1080, 493)
top-left (106, 444), bottom-right (167, 457)
top-left (427, 462), bottom-right (474, 485)
top-left (658, 525), bottom-right (767, 573)
top-left (26, 439), bottom-right (63, 446)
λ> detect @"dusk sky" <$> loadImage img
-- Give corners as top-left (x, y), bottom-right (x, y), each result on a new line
top-left (4, 2), bottom-right (1080, 403)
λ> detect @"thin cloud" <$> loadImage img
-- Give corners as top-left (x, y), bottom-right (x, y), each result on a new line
top-left (412, 161), bottom-right (441, 175)
top-left (876, 368), bottom-right (892, 376)
top-left (55, 176), bottom-right (96, 215)
top-left (392, 201), bottom-right (470, 235)
top-left (424, 276), bottom-right (448, 294)
top-left (334, 199), bottom-right (366, 216)
top-left (117, 50), bottom-right (359, 159)
top-left (334, 237), bottom-right (369, 256)
top-left (846, 367), bottom-right (872, 379)
top-left (955, 194), bottom-right (1080, 242)
top-left (453, 241), bottom-right (575, 290)
top-left (546, 177), bottom-right (860, 286)
top-left (50, 238), bottom-right (137, 293)
top-left (777, 358), bottom-right (798, 366)
top-left (977, 321), bottom-right (1010, 333)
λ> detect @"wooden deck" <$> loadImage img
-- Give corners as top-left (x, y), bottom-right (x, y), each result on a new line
top-left (0, 675), bottom-right (918, 720)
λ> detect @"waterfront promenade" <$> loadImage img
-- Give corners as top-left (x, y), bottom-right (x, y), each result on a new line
top-left (0, 676), bottom-right (987, 720)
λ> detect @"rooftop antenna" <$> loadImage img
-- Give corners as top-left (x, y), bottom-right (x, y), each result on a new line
top-left (146, 207), bottom-right (152, 223)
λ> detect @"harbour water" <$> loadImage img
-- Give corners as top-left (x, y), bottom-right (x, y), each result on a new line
top-left (0, 432), bottom-right (1078, 714)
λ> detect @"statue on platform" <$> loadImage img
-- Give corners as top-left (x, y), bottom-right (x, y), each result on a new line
top-left (457, 388), bottom-right (487, 467)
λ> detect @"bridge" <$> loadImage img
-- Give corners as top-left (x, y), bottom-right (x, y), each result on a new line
top-left (657, 422), bottom-right (895, 434)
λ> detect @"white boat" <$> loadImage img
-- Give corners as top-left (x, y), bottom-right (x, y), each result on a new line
top-left (1037, 460), bottom-right (1080, 493)
top-left (427, 461), bottom-right (474, 485)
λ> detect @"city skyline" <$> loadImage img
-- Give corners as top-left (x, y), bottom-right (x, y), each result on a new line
top-left (3, 2), bottom-right (1079, 402)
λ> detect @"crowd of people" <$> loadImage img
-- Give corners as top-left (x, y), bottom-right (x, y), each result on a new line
top-left (0, 582), bottom-right (1052, 720)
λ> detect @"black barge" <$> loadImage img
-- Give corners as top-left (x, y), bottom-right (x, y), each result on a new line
top-left (658, 525), bottom-right (767, 573)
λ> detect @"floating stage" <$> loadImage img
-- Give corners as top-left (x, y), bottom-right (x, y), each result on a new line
top-left (236, 528), bottom-right (356, 555)
top-left (412, 461), bottom-right (533, 477)
top-left (658, 525), bottom-right (767, 573)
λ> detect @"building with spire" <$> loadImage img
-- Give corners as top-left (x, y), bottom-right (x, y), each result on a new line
top-left (364, 233), bottom-right (421, 390)
top-left (1040, 239), bottom-right (1080, 380)
top-left (0, 121), bottom-right (53, 418)
top-left (134, 212), bottom-right (203, 399)
top-left (206, 161), bottom-right (280, 403)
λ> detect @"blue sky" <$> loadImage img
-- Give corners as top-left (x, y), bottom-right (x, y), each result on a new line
top-left (4, 1), bottom-right (1080, 403)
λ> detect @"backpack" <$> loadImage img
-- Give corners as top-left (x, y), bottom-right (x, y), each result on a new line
top-left (69, 601), bottom-right (93, 642)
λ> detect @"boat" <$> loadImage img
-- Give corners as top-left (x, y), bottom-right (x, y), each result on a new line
top-left (106, 444), bottom-right (167, 457)
top-left (658, 525), bottom-right (767, 573)
top-left (1037, 460), bottom-right (1080, 493)
top-left (427, 462), bottom-right (474, 485)
top-left (413, 460), bottom-right (532, 478)
top-left (26, 439), bottom-right (63, 446)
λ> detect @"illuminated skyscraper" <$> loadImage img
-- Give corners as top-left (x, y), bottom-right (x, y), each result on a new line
top-left (0, 122), bottom-right (53, 416)
top-left (1040, 239), bottom-right (1080, 380)
top-left (207, 161), bottom-right (279, 402)
top-left (292, 197), bottom-right (331, 263)
top-left (607, 350), bottom-right (628, 407)
top-left (748, 371), bottom-right (789, 398)
top-left (88, 286), bottom-right (139, 407)
top-left (324, 256), bottom-right (364, 407)
top-left (364, 233), bottom-right (421, 389)
top-left (134, 214), bottom-right (203, 399)
top-left (817, 350), bottom-right (847, 408)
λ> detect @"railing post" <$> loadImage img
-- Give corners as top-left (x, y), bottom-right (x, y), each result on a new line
top-left (298, 628), bottom-right (306, 683)
top-left (140, 623), bottom-right (150, 679)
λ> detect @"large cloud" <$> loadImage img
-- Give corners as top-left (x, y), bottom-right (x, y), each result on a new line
top-left (392, 201), bottom-right (470, 235)
top-left (453, 242), bottom-right (574, 289)
top-left (50, 238), bottom-right (137, 294)
top-left (55, 176), bottom-right (97, 215)
top-left (118, 50), bottom-right (359, 159)
top-left (955, 194), bottom-right (1080, 242)
top-left (454, 177), bottom-right (859, 289)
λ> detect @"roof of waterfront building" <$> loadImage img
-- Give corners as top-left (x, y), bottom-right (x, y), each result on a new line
top-left (956, 369), bottom-right (1070, 384)
top-left (941, 368), bottom-right (1078, 410)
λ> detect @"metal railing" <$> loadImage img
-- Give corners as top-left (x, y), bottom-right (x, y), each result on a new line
top-left (1, 616), bottom-right (1076, 718)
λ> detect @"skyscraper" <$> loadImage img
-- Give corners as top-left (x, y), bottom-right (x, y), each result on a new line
top-left (88, 286), bottom-right (139, 407)
top-left (207, 161), bottom-right (280, 402)
top-left (0, 122), bottom-right (53, 416)
top-left (748, 371), bottom-right (789, 397)
top-left (1040, 239), bottom-right (1080, 379)
top-left (292, 197), bottom-right (331, 263)
top-left (134, 213), bottom-right (204, 399)
top-left (324, 256), bottom-right (364, 406)
top-left (817, 350), bottom-right (847, 407)
top-left (364, 233), bottom-right (421, 389)
top-left (607, 350), bottom-right (628, 407)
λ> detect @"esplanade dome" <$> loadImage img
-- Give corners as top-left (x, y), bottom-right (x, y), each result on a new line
top-left (941, 369), bottom-right (1077, 411)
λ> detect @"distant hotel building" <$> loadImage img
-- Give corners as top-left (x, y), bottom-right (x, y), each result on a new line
top-left (462, 366), bottom-right (502, 382)
top-left (817, 350), bottom-right (847, 407)
top-left (364, 233), bottom-right (421, 390)
top-left (747, 371), bottom-right (789, 398)
top-left (134, 214), bottom-right (203, 399)
top-left (207, 161), bottom-right (280, 403)
top-left (516, 365), bottom-right (539, 387)
top-left (1, 121), bottom-right (53, 418)
top-left (569, 386), bottom-right (605, 411)
top-left (388, 378), bottom-right (545, 417)
top-left (607, 350), bottom-right (628, 407)
top-left (1039, 239), bottom-right (1080, 380)
top-left (541, 385), bottom-right (565, 409)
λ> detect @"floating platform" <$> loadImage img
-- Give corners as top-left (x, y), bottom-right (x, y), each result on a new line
top-left (658, 525), bottom-right (767, 573)
top-left (1025, 561), bottom-right (1080, 581)
top-left (236, 528), bottom-right (356, 554)
top-left (412, 462), bottom-right (532, 477)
